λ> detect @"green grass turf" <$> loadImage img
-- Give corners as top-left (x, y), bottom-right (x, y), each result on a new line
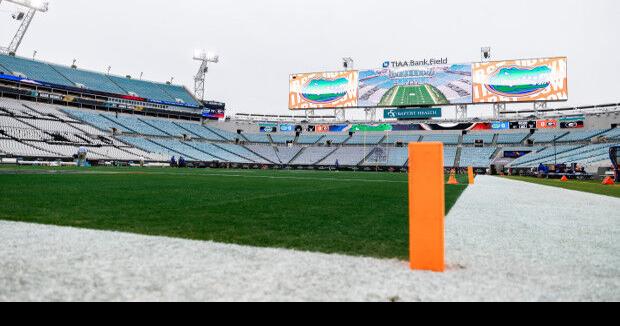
top-left (0, 167), bottom-right (468, 259)
top-left (379, 85), bottom-right (449, 106)
top-left (504, 176), bottom-right (620, 199)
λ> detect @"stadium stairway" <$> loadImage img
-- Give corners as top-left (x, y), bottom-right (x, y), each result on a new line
top-left (180, 141), bottom-right (228, 162)
top-left (147, 138), bottom-right (199, 161)
top-left (454, 147), bottom-right (462, 167)
top-left (242, 144), bottom-right (277, 164)
top-left (172, 122), bottom-right (218, 141)
top-left (100, 114), bottom-right (139, 134)
top-left (139, 118), bottom-right (178, 137)
top-left (211, 143), bottom-right (261, 163)
top-left (288, 147), bottom-right (307, 164)
top-left (491, 134), bottom-right (499, 147)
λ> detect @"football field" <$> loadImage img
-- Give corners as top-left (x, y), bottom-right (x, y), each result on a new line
top-left (0, 166), bottom-right (468, 260)
top-left (379, 85), bottom-right (449, 106)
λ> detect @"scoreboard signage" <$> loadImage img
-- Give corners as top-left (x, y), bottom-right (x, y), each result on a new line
top-left (290, 56), bottom-right (568, 110)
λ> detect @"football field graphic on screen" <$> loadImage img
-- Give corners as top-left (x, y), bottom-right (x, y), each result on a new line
top-left (358, 64), bottom-right (472, 107)
top-left (472, 57), bottom-right (568, 103)
top-left (289, 71), bottom-right (359, 110)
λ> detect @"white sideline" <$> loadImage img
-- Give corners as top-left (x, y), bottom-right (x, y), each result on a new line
top-left (0, 176), bottom-right (618, 301)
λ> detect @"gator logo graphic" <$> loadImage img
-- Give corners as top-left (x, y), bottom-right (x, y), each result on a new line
top-left (301, 77), bottom-right (350, 104)
top-left (485, 66), bottom-right (552, 97)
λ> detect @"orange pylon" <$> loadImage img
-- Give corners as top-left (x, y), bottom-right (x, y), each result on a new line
top-left (447, 169), bottom-right (459, 185)
top-left (467, 166), bottom-right (475, 185)
top-left (408, 143), bottom-right (445, 272)
top-left (560, 176), bottom-right (569, 182)
top-left (602, 176), bottom-right (615, 185)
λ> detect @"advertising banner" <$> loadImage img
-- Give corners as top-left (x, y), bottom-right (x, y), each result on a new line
top-left (472, 57), bottom-right (568, 103)
top-left (289, 71), bottom-right (359, 110)
top-left (537, 119), bottom-right (558, 129)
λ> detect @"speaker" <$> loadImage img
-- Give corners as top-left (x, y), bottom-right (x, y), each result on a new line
top-left (326, 140), bottom-right (332, 147)
top-left (526, 139), bottom-right (534, 146)
top-left (237, 129), bottom-right (242, 134)
top-left (396, 141), bottom-right (404, 148)
top-left (462, 130), bottom-right (468, 135)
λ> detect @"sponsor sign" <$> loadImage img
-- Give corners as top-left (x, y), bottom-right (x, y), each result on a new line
top-left (384, 108), bottom-right (442, 119)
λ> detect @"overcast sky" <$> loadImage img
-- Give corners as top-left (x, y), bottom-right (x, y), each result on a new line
top-left (1, 0), bottom-right (618, 118)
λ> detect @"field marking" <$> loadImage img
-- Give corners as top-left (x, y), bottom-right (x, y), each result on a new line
top-left (0, 169), bottom-right (412, 184)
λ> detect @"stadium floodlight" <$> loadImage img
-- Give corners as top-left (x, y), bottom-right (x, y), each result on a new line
top-left (1, 0), bottom-right (49, 55)
top-left (193, 49), bottom-right (219, 101)
top-left (4, 0), bottom-right (48, 12)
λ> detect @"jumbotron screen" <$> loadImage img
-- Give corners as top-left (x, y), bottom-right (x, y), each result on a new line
top-left (288, 57), bottom-right (568, 110)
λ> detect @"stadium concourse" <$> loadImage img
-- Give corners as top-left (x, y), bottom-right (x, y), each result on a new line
top-left (1, 175), bottom-right (617, 301)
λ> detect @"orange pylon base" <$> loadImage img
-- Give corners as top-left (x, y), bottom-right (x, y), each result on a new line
top-left (560, 176), bottom-right (569, 182)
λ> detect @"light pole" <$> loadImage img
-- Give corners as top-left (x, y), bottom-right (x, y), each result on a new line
top-left (193, 50), bottom-right (219, 101)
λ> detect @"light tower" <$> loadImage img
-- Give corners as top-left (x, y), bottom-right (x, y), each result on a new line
top-left (0, 0), bottom-right (49, 56)
top-left (193, 49), bottom-right (219, 101)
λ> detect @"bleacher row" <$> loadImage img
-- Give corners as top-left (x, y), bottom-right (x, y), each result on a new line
top-left (1, 97), bottom-right (619, 168)
top-left (0, 53), bottom-right (198, 106)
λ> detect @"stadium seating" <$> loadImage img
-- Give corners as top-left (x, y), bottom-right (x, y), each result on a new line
top-left (270, 134), bottom-right (296, 144)
top-left (119, 136), bottom-right (185, 161)
top-left (49, 64), bottom-right (126, 94)
top-left (556, 129), bottom-right (607, 142)
top-left (107, 76), bottom-right (176, 102)
top-left (63, 110), bottom-right (129, 133)
top-left (444, 147), bottom-right (457, 167)
top-left (320, 135), bottom-right (349, 144)
top-left (297, 135), bottom-right (323, 144)
top-left (0, 54), bottom-right (73, 87)
top-left (246, 144), bottom-right (278, 161)
top-left (0, 116), bottom-right (33, 129)
top-left (184, 141), bottom-right (250, 163)
top-left (0, 54), bottom-right (198, 107)
top-left (141, 118), bottom-right (192, 137)
top-left (101, 114), bottom-right (168, 136)
top-left (347, 134), bottom-right (385, 145)
top-left (421, 133), bottom-right (460, 145)
top-left (206, 126), bottom-right (240, 141)
top-left (216, 143), bottom-right (273, 164)
top-left (529, 131), bottom-right (568, 143)
top-left (0, 139), bottom-right (58, 157)
top-left (462, 133), bottom-right (495, 144)
top-left (320, 147), bottom-right (373, 166)
top-left (290, 147), bottom-right (335, 165)
top-left (362, 147), bottom-right (409, 167)
top-left (509, 145), bottom-right (583, 167)
top-left (459, 147), bottom-right (498, 167)
top-left (384, 134), bottom-right (421, 144)
top-left (496, 133), bottom-right (528, 144)
top-left (274, 146), bottom-right (303, 164)
top-left (601, 128), bottom-right (620, 140)
top-left (150, 138), bottom-right (220, 161)
top-left (175, 122), bottom-right (225, 141)
top-left (243, 133), bottom-right (271, 143)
